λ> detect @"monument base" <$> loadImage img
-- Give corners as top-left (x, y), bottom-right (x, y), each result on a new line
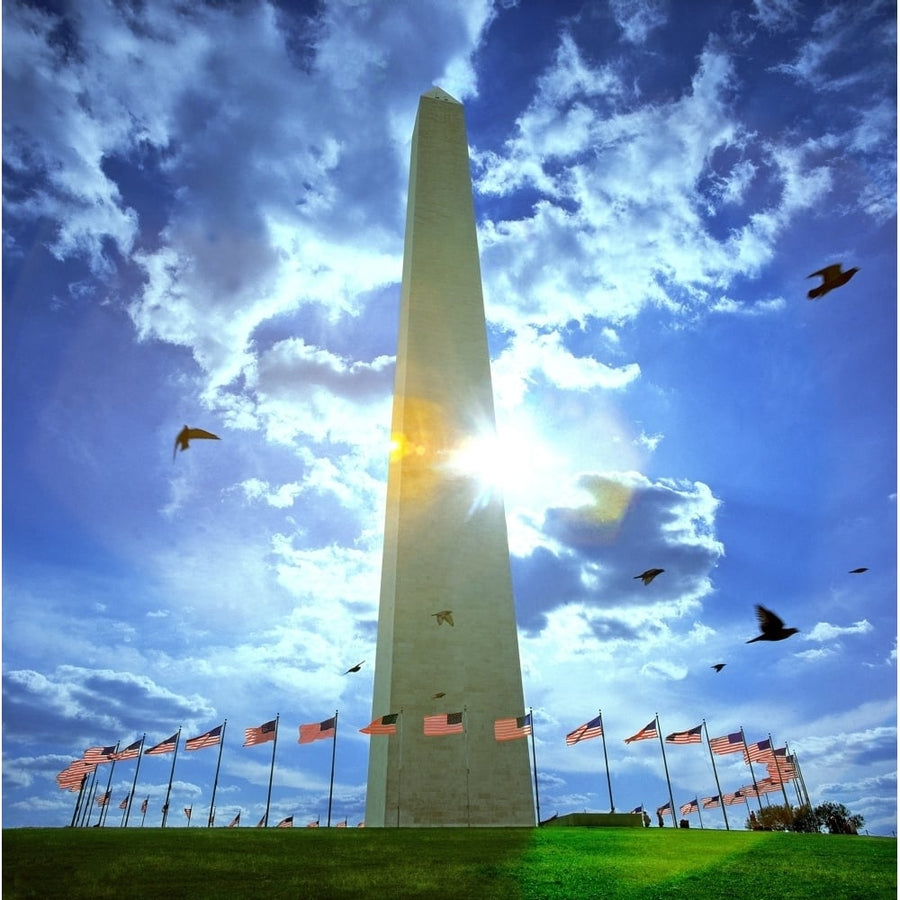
top-left (541, 812), bottom-right (643, 828)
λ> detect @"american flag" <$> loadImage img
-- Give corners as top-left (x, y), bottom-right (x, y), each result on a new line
top-left (766, 749), bottom-right (797, 780)
top-left (306, 819), bottom-right (319, 828)
top-left (83, 745), bottom-right (117, 765)
top-left (256, 816), bottom-right (266, 828)
top-left (656, 802), bottom-right (671, 815)
top-left (244, 719), bottom-right (277, 746)
top-left (624, 719), bottom-right (657, 744)
top-left (665, 724), bottom-right (702, 744)
top-left (95, 790), bottom-right (111, 807)
top-left (277, 816), bottom-right (294, 828)
top-left (298, 716), bottom-right (337, 744)
top-left (360, 714), bottom-right (399, 736)
top-left (709, 731), bottom-right (744, 755)
top-left (144, 732), bottom-right (179, 755)
top-left (630, 805), bottom-right (644, 814)
top-left (565, 714), bottom-right (603, 745)
top-left (680, 798), bottom-right (699, 815)
top-left (701, 795), bottom-right (721, 809)
top-left (185, 724), bottom-right (223, 751)
top-left (227, 812), bottom-right (241, 828)
top-left (112, 739), bottom-right (142, 762)
top-left (754, 777), bottom-right (786, 794)
top-left (140, 797), bottom-right (149, 814)
top-left (494, 713), bottom-right (532, 742)
top-left (118, 797), bottom-right (129, 810)
top-left (336, 820), bottom-right (347, 828)
top-left (743, 738), bottom-right (773, 763)
top-left (184, 807), bottom-right (192, 821)
top-left (56, 761), bottom-right (94, 790)
top-left (723, 791), bottom-right (747, 806)
top-left (423, 712), bottom-right (464, 736)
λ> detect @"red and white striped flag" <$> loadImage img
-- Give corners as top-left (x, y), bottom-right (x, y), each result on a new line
top-left (624, 719), bottom-right (657, 744)
top-left (185, 724), bottom-right (223, 751)
top-left (360, 714), bottom-right (399, 736)
top-left (112, 740), bottom-right (142, 762)
top-left (743, 738), bottom-right (773, 763)
top-left (566, 714), bottom-right (603, 746)
top-left (423, 712), bottom-right (464, 736)
top-left (709, 731), bottom-right (744, 755)
top-left (83, 746), bottom-right (117, 765)
top-left (244, 719), bottom-right (277, 746)
top-left (298, 717), bottom-right (336, 744)
top-left (665, 724), bottom-right (702, 745)
top-left (494, 713), bottom-right (532, 742)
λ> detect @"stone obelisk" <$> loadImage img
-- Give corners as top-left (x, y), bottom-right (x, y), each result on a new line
top-left (365, 87), bottom-right (534, 827)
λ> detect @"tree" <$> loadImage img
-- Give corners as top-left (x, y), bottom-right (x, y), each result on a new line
top-left (746, 802), bottom-right (864, 834)
top-left (814, 801), bottom-right (864, 835)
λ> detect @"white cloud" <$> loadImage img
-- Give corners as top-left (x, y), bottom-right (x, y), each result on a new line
top-left (610, 0), bottom-right (668, 44)
top-left (805, 620), bottom-right (874, 642)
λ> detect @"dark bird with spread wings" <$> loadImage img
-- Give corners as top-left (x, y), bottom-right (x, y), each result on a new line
top-left (849, 567), bottom-right (869, 574)
top-left (174, 426), bottom-right (220, 459)
top-left (711, 663), bottom-right (726, 672)
top-left (746, 605), bottom-right (799, 643)
top-left (634, 568), bottom-right (664, 585)
top-left (432, 610), bottom-right (454, 626)
top-left (343, 661), bottom-right (364, 674)
top-left (807, 263), bottom-right (859, 300)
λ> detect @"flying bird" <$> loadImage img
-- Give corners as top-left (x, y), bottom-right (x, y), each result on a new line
top-left (634, 568), bottom-right (664, 585)
top-left (849, 567), bottom-right (869, 574)
top-left (711, 663), bottom-right (726, 673)
top-left (746, 605), bottom-right (799, 643)
top-left (432, 610), bottom-right (454, 626)
top-left (807, 263), bottom-right (859, 300)
top-left (173, 425), bottom-right (220, 459)
top-left (432, 692), bottom-right (446, 699)
top-left (343, 661), bottom-right (365, 674)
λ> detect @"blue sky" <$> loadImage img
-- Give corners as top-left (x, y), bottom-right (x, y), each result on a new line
top-left (3, 0), bottom-right (896, 834)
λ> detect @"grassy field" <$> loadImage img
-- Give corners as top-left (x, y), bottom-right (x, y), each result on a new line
top-left (3, 826), bottom-right (896, 899)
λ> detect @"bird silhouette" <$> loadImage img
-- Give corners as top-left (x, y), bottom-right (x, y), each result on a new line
top-left (343, 660), bottom-right (364, 674)
top-left (746, 605), bottom-right (799, 643)
top-left (807, 263), bottom-right (859, 300)
top-left (711, 663), bottom-right (726, 673)
top-left (432, 610), bottom-right (454, 626)
top-left (432, 691), bottom-right (446, 699)
top-left (174, 426), bottom-right (220, 459)
top-left (634, 568), bottom-right (664, 585)
top-left (848, 567), bottom-right (869, 574)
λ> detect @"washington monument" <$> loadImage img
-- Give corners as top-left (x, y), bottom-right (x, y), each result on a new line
top-left (365, 88), bottom-right (535, 827)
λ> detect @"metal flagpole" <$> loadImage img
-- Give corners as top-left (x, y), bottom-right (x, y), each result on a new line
top-left (79, 768), bottom-right (98, 827)
top-left (654, 715), bottom-right (678, 827)
top-left (207, 720), bottom-right (227, 828)
top-left (791, 745), bottom-right (812, 808)
top-left (739, 727), bottom-right (764, 811)
top-left (140, 797), bottom-right (148, 827)
top-left (696, 799), bottom-right (704, 829)
top-left (161, 727), bottom-right (182, 828)
top-left (263, 715), bottom-right (280, 827)
top-left (768, 733), bottom-right (791, 809)
top-left (396, 708), bottom-right (403, 828)
top-left (70, 772), bottom-right (88, 828)
top-left (124, 734), bottom-right (146, 828)
top-left (327, 710), bottom-right (338, 827)
top-left (528, 708), bottom-right (541, 825)
top-left (598, 709), bottom-right (614, 812)
top-left (463, 706), bottom-right (470, 827)
top-left (98, 743), bottom-right (120, 827)
top-left (702, 721), bottom-right (729, 830)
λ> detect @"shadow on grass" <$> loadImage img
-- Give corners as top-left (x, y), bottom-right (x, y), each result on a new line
top-left (3, 826), bottom-right (896, 899)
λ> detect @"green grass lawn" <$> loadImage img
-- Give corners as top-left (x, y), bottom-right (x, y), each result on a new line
top-left (3, 826), bottom-right (896, 899)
